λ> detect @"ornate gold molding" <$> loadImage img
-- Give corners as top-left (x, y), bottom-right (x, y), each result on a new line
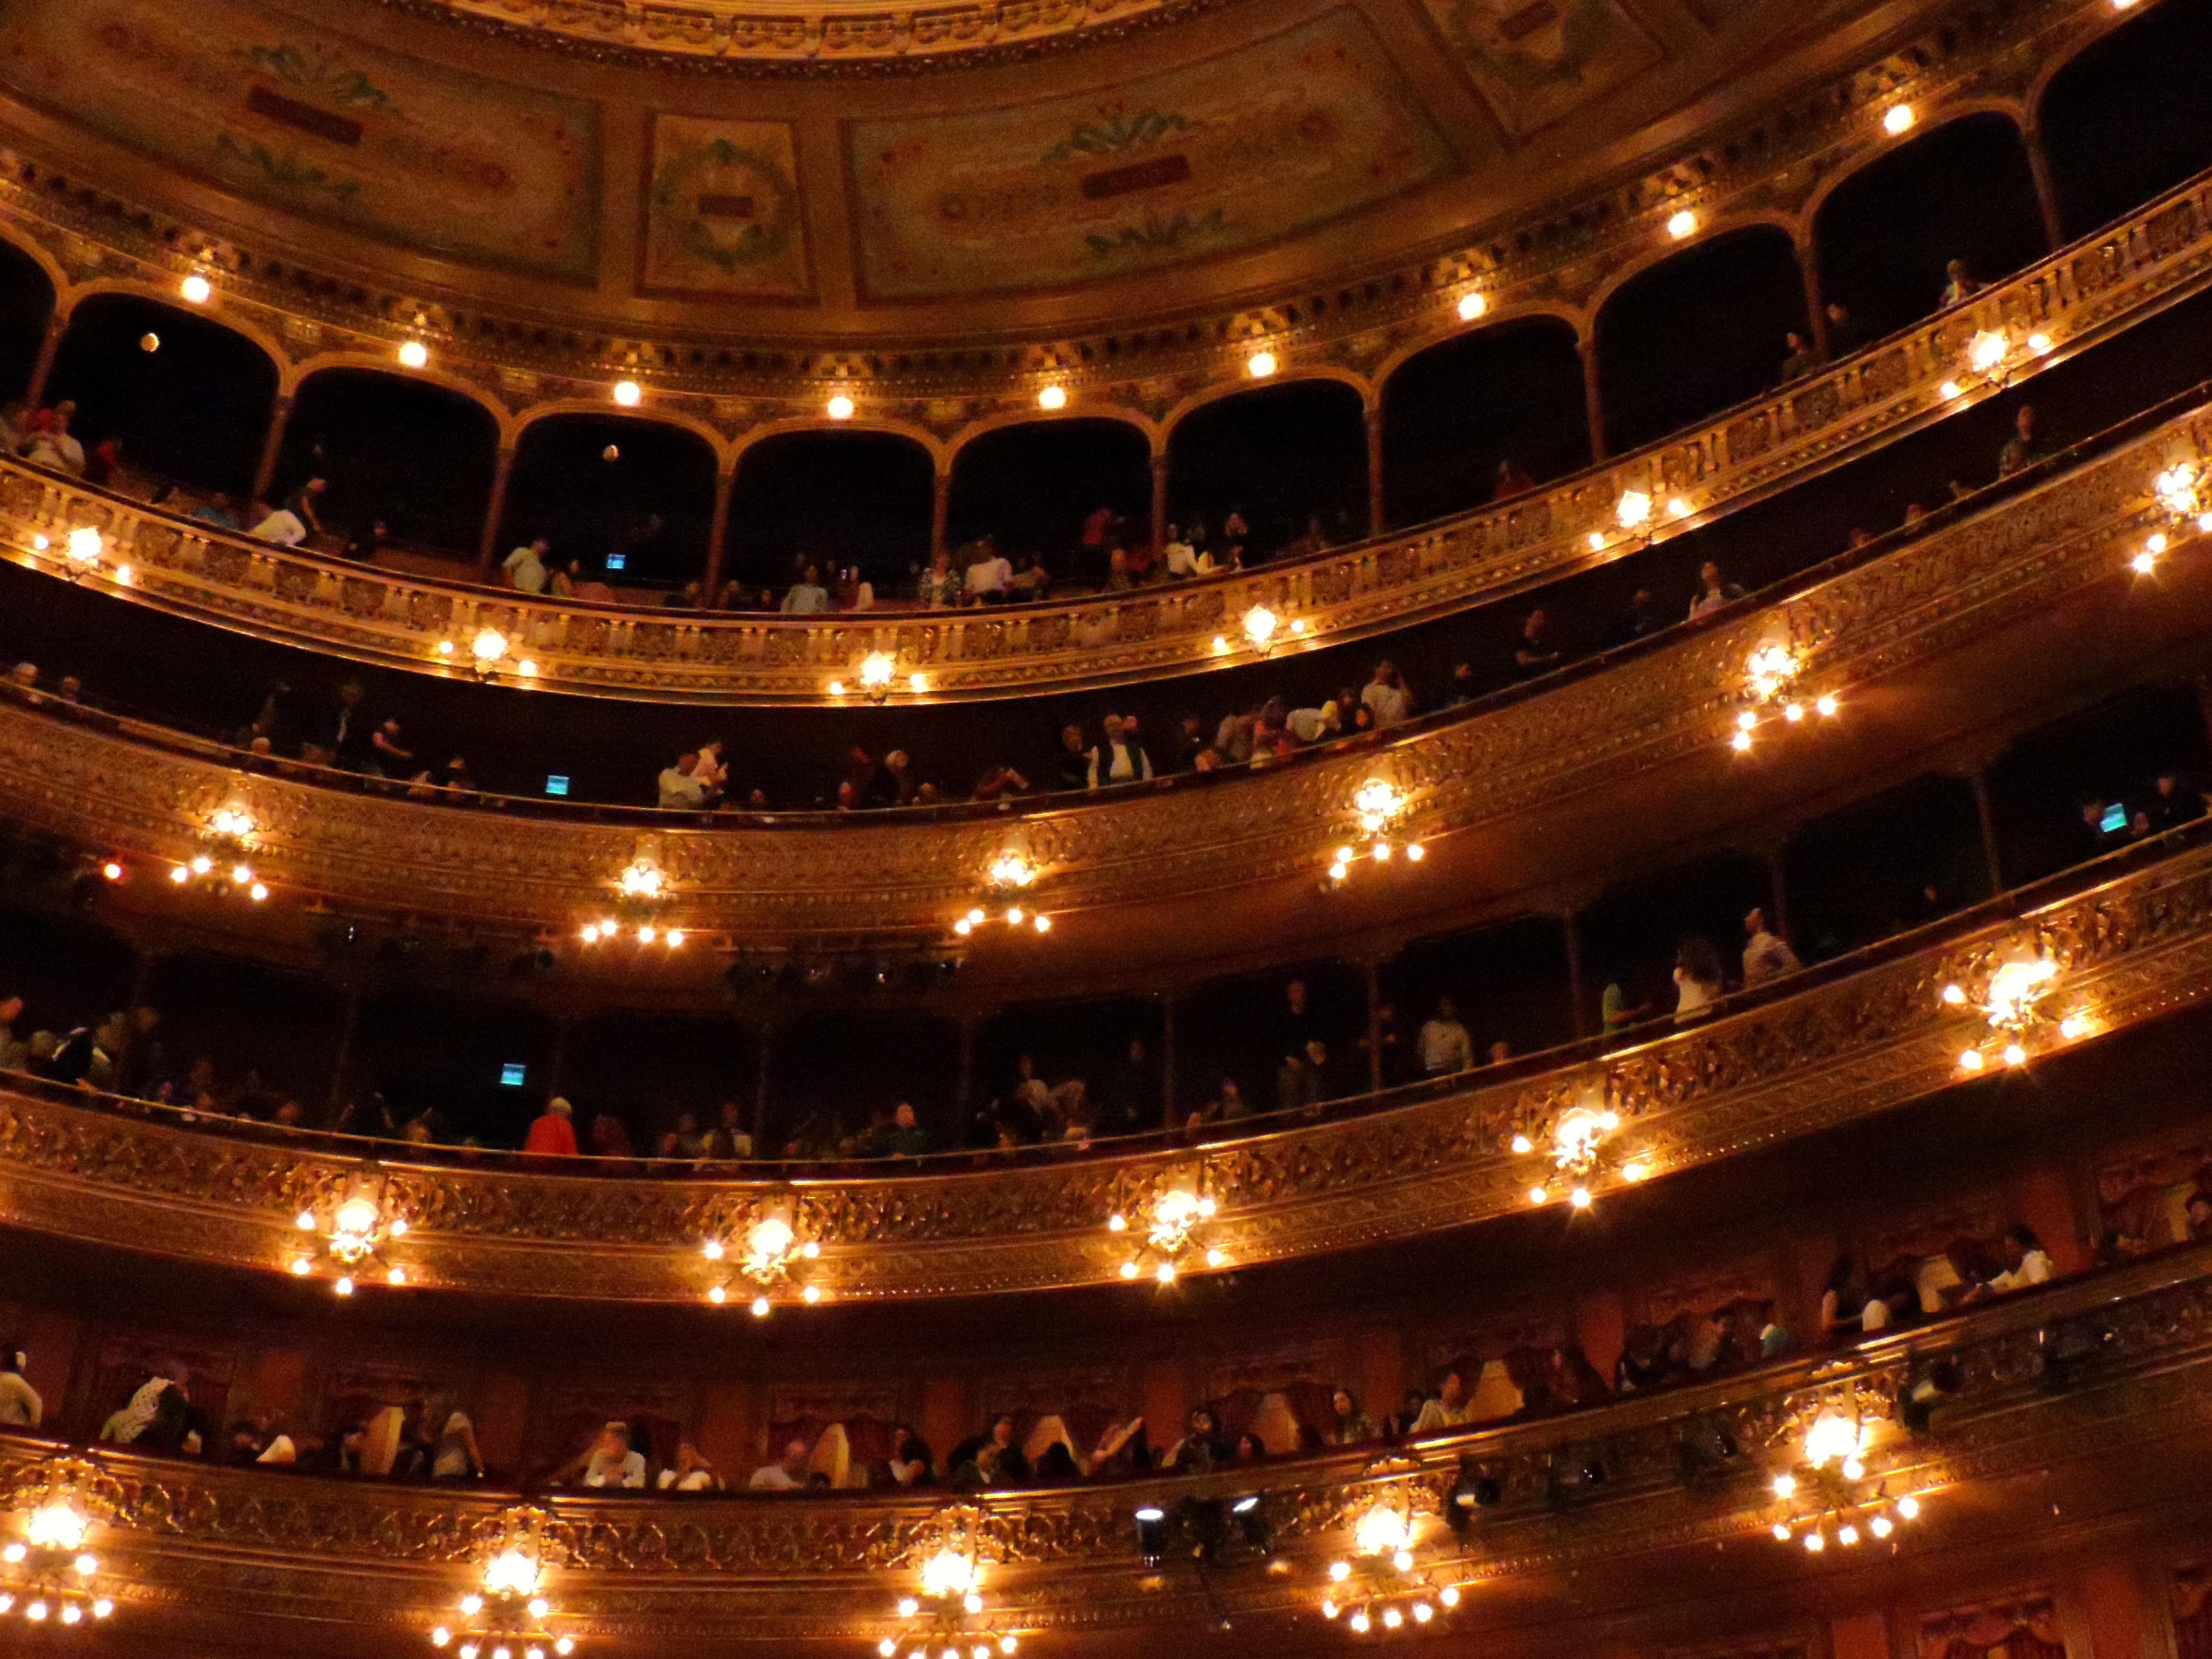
top-left (1, 819), bottom-right (2210, 1298)
top-left (5, 1247), bottom-right (2208, 1638)
top-left (6, 157), bottom-right (2209, 702)
top-left (0, 0), bottom-right (2145, 419)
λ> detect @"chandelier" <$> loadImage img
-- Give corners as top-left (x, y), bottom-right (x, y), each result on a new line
top-left (169, 804), bottom-right (270, 902)
top-left (579, 859), bottom-right (685, 949)
top-left (292, 1161), bottom-right (411, 1294)
top-left (1107, 1183), bottom-right (1226, 1283)
top-left (1509, 1090), bottom-right (1651, 1209)
top-left (1585, 489), bottom-right (1691, 552)
top-left (2135, 459), bottom-right (2212, 573)
top-left (701, 1209), bottom-right (822, 1314)
top-left (1326, 778), bottom-right (1426, 885)
top-left (1941, 950), bottom-right (2089, 1071)
top-left (1762, 1405), bottom-right (1928, 1553)
top-left (955, 851), bottom-right (1052, 937)
top-left (1937, 326), bottom-right (2051, 402)
top-left (0, 1467), bottom-right (117, 1627)
top-left (430, 1515), bottom-right (575, 1659)
top-left (1730, 641), bottom-right (1839, 751)
top-left (830, 649), bottom-right (927, 701)
top-left (1209, 603), bottom-right (1308, 658)
top-left (1319, 1496), bottom-right (1466, 1635)
top-left (873, 1513), bottom-right (1021, 1659)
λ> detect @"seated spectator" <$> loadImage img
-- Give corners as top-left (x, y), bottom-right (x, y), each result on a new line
top-left (658, 1112), bottom-right (710, 1160)
top-left (1159, 1407), bottom-right (1230, 1473)
top-left (1163, 527), bottom-right (1214, 578)
top-left (917, 550), bottom-right (959, 607)
top-left (704, 1100), bottom-right (754, 1160)
top-left (1942, 258), bottom-right (1980, 306)
top-left (659, 752), bottom-right (710, 810)
top-left (1997, 405), bottom-right (2043, 477)
top-left (658, 1442), bottom-right (723, 1491)
top-left (22, 404), bottom-right (84, 474)
top-left (431, 1410), bottom-right (483, 1481)
top-left (1410, 1370), bottom-right (1470, 1435)
top-left (1054, 724), bottom-right (1095, 793)
top-left (560, 1421), bottom-right (647, 1488)
top-left (524, 1096), bottom-right (578, 1156)
top-left (1600, 980), bottom-right (1653, 1034)
top-left (1385, 1388), bottom-right (1429, 1440)
top-left (1780, 330), bottom-right (1819, 382)
top-left (588, 1108), bottom-right (635, 1161)
top-left (872, 1101), bottom-right (931, 1158)
top-left (1361, 661), bottom-right (1412, 728)
top-left (1741, 906), bottom-right (1802, 986)
top-left (1491, 459), bottom-right (1537, 502)
top-left (1089, 714), bottom-right (1152, 787)
top-left (0, 1342), bottom-right (41, 1427)
top-left (1861, 1274), bottom-right (1919, 1333)
top-left (366, 719), bottom-right (413, 780)
top-left (503, 538), bottom-right (551, 593)
top-left (1443, 662), bottom-right (1478, 706)
top-left (1322, 1387), bottom-right (1377, 1447)
top-left (1826, 300), bottom-right (1867, 356)
top-left (889, 1426), bottom-right (935, 1487)
top-left (1513, 609), bottom-right (1561, 677)
top-left (749, 1441), bottom-right (812, 1491)
top-left (973, 763), bottom-right (1029, 803)
top-left (2142, 769), bottom-right (2207, 833)
top-left (1969, 1225), bottom-right (2055, 1298)
top-left (947, 1416), bottom-right (1030, 1487)
top-left (1417, 997), bottom-right (1474, 1077)
top-left (1286, 701), bottom-right (1340, 745)
top-left (964, 540), bottom-right (1013, 603)
top-left (1613, 1325), bottom-right (1670, 1394)
top-left (1687, 561), bottom-right (1745, 619)
top-left (1672, 937), bottom-right (1724, 1020)
top-left (1819, 1254), bottom-right (1868, 1342)
top-left (251, 501), bottom-right (311, 546)
top-left (782, 562), bottom-right (831, 614)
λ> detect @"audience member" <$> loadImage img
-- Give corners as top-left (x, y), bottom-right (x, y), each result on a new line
top-left (503, 539), bottom-right (552, 594)
top-left (1997, 405), bottom-right (2043, 477)
top-left (1672, 937), bottom-right (1724, 1020)
top-left (1417, 997), bottom-right (1474, 1077)
top-left (1362, 662), bottom-right (1412, 728)
top-left (525, 1097), bottom-right (578, 1156)
top-left (782, 563), bottom-right (831, 614)
top-left (1687, 561), bottom-right (1746, 619)
top-left (0, 1341), bottom-right (40, 1427)
top-left (1740, 907), bottom-right (1802, 987)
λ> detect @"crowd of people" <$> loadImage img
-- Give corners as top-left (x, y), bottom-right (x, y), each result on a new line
top-left (12, 1176), bottom-right (2185, 1494)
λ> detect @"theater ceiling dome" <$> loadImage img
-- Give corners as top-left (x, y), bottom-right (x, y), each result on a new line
top-left (0, 0), bottom-right (1922, 347)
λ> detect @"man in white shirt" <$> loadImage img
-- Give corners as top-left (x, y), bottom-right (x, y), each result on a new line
top-left (964, 541), bottom-right (1013, 603)
top-left (251, 505), bottom-right (308, 546)
top-left (1980, 1226), bottom-right (2055, 1296)
top-left (781, 562), bottom-right (830, 613)
top-left (1086, 713), bottom-right (1152, 787)
top-left (1416, 997), bottom-right (1474, 1076)
top-left (658, 752), bottom-right (709, 810)
top-left (1162, 527), bottom-right (1212, 578)
top-left (1286, 701), bottom-right (1341, 745)
top-left (1741, 907), bottom-right (1802, 986)
top-left (23, 408), bottom-right (84, 475)
top-left (503, 538), bottom-right (550, 594)
top-left (579, 1423), bottom-right (647, 1488)
top-left (748, 1439), bottom-right (811, 1491)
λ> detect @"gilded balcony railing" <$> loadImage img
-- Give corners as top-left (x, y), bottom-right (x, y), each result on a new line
top-left (4, 167), bottom-right (2212, 703)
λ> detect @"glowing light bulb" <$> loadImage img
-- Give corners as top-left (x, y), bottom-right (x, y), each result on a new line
top-left (1731, 730), bottom-right (1753, 751)
top-left (1323, 1600), bottom-right (1341, 1619)
top-left (1119, 1261), bottom-right (1140, 1279)
top-left (2134, 550), bottom-right (2159, 575)
top-left (708, 1285), bottom-right (727, 1304)
top-left (1528, 1186), bottom-right (1548, 1204)
top-left (1897, 1496), bottom-right (1920, 1519)
top-left (1569, 1186), bottom-right (1592, 1209)
top-left (335, 1275), bottom-right (355, 1296)
top-left (1870, 1514), bottom-right (1893, 1538)
top-left (1511, 1133), bottom-right (1533, 1154)
top-left (1773, 1475), bottom-right (1798, 1500)
top-left (2029, 333), bottom-right (2052, 355)
top-left (387, 1266), bottom-right (406, 1286)
top-left (613, 380), bottom-right (641, 406)
top-left (180, 273), bottom-right (213, 303)
top-left (827, 395), bottom-right (855, 420)
top-left (1883, 104), bottom-right (1915, 133)
top-left (1804, 1532), bottom-right (1825, 1552)
top-left (291, 1255), bottom-right (313, 1275)
top-left (1622, 1161), bottom-right (1648, 1182)
top-left (1156, 1261), bottom-right (1177, 1285)
top-left (1350, 1612), bottom-right (1371, 1634)
top-left (1440, 1587), bottom-right (1460, 1607)
top-left (1969, 331), bottom-right (2008, 373)
top-left (1959, 1048), bottom-right (1984, 1071)
top-left (1666, 209), bottom-right (1696, 238)
top-left (92, 1600), bottom-right (112, 1619)
top-left (1940, 380), bottom-right (1963, 400)
top-left (2059, 1015), bottom-right (2091, 1039)
top-left (250, 882), bottom-right (268, 901)
top-left (1246, 351), bottom-right (1276, 378)
top-left (752, 1295), bottom-right (771, 1317)
top-left (899, 1599), bottom-right (920, 1619)
top-left (1772, 1523), bottom-right (1791, 1542)
top-left (1843, 1456), bottom-right (1865, 1481)
top-left (802, 1284), bottom-right (822, 1303)
top-left (1037, 385), bottom-right (1067, 410)
top-left (398, 341), bottom-right (430, 369)
top-left (1588, 531), bottom-right (1607, 549)
top-left (1838, 1524), bottom-right (1860, 1546)
top-left (1815, 694), bottom-right (1839, 717)
top-left (1458, 292), bottom-right (1487, 321)
top-left (2003, 1043), bottom-right (2027, 1067)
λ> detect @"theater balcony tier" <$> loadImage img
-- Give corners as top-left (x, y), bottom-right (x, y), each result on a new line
top-left (8, 1244), bottom-right (2212, 1659)
top-left (11, 156), bottom-right (2212, 704)
top-left (0, 0), bottom-right (2138, 369)
top-left (6, 811), bottom-right (2212, 1300)
top-left (5, 387), bottom-right (2212, 978)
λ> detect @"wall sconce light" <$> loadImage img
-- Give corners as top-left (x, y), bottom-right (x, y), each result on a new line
top-left (1107, 1182), bottom-right (1226, 1282)
top-left (1943, 950), bottom-right (2086, 1070)
top-left (701, 1208), bottom-right (822, 1312)
top-left (1246, 351), bottom-right (1277, 379)
top-left (292, 1161), bottom-right (411, 1294)
top-left (1665, 210), bottom-right (1697, 239)
top-left (1037, 385), bottom-right (1068, 410)
top-left (179, 272), bottom-right (213, 304)
top-left (398, 340), bottom-right (430, 369)
top-left (827, 394), bottom-right (856, 420)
